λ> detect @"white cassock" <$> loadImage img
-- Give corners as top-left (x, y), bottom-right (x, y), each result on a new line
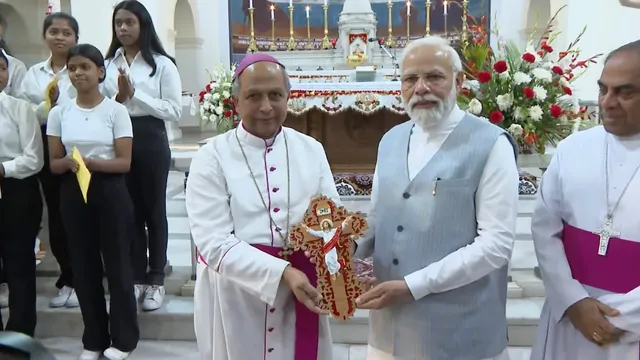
top-left (358, 106), bottom-right (517, 360)
top-left (186, 124), bottom-right (341, 360)
top-left (531, 126), bottom-right (640, 360)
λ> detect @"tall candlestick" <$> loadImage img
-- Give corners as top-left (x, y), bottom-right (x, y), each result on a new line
top-left (270, 5), bottom-right (277, 51)
top-left (407, 1), bottom-right (411, 43)
top-left (407, 1), bottom-right (411, 16)
top-left (386, 1), bottom-right (395, 47)
top-left (443, 0), bottom-right (448, 37)
top-left (321, 3), bottom-right (331, 49)
top-left (249, 0), bottom-right (253, 9)
top-left (305, 6), bottom-right (312, 49)
top-left (306, 5), bottom-right (310, 18)
top-left (461, 0), bottom-right (469, 52)
top-left (287, 5), bottom-right (296, 50)
top-left (443, 0), bottom-right (448, 15)
top-left (247, 6), bottom-right (258, 53)
top-left (426, 0), bottom-right (432, 35)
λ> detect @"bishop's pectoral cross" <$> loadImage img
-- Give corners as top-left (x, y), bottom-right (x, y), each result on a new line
top-left (594, 218), bottom-right (620, 256)
top-left (288, 195), bottom-right (368, 320)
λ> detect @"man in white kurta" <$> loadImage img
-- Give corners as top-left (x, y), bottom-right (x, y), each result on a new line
top-left (354, 36), bottom-right (519, 359)
top-left (531, 41), bottom-right (640, 360)
top-left (186, 53), bottom-right (339, 360)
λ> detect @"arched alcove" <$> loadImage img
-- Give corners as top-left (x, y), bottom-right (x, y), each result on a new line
top-left (174, 0), bottom-right (202, 94)
top-left (520, 0), bottom-right (551, 47)
top-left (0, 1), bottom-right (47, 65)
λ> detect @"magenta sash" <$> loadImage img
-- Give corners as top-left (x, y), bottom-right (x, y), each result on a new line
top-left (562, 223), bottom-right (640, 293)
top-left (253, 244), bottom-right (319, 360)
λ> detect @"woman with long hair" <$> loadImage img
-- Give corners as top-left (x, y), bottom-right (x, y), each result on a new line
top-left (47, 44), bottom-right (138, 360)
top-left (19, 12), bottom-right (79, 309)
top-left (0, 49), bottom-right (43, 337)
top-left (103, 0), bottom-right (182, 312)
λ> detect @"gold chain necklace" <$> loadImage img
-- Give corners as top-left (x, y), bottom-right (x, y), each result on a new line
top-left (235, 128), bottom-right (292, 256)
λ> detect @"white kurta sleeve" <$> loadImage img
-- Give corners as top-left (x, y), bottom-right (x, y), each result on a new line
top-left (532, 148), bottom-right (589, 322)
top-left (354, 165), bottom-right (377, 259)
top-left (599, 286), bottom-right (640, 343)
top-left (403, 135), bottom-right (518, 300)
top-left (186, 143), bottom-right (290, 306)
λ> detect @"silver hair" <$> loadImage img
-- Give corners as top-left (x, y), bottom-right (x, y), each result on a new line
top-left (400, 36), bottom-right (463, 74)
top-left (231, 66), bottom-right (292, 97)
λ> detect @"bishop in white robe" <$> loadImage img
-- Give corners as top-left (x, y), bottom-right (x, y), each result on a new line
top-left (186, 53), bottom-right (339, 360)
top-left (531, 42), bottom-right (640, 360)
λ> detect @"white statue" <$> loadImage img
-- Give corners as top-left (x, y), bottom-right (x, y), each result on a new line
top-left (302, 216), bottom-right (353, 277)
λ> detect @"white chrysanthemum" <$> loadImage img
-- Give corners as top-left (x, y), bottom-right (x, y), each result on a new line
top-left (496, 94), bottom-right (513, 111)
top-left (529, 105), bottom-right (543, 121)
top-left (513, 72), bottom-right (532, 85)
top-left (209, 114), bottom-right (217, 123)
top-left (540, 61), bottom-right (553, 70)
top-left (210, 82), bottom-right (219, 88)
top-left (533, 86), bottom-right (548, 101)
top-left (203, 93), bottom-right (212, 101)
top-left (531, 68), bottom-right (552, 83)
top-left (215, 106), bottom-right (224, 115)
top-left (514, 107), bottom-right (527, 120)
top-left (463, 79), bottom-right (480, 92)
top-left (212, 93), bottom-right (221, 101)
top-left (467, 98), bottom-right (483, 115)
top-left (223, 91), bottom-right (231, 98)
top-left (508, 124), bottom-right (523, 137)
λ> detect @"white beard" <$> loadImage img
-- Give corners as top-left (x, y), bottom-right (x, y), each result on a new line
top-left (404, 86), bottom-right (458, 129)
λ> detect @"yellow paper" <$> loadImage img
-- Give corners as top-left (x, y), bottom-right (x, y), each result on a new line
top-left (71, 147), bottom-right (91, 203)
top-left (43, 76), bottom-right (59, 113)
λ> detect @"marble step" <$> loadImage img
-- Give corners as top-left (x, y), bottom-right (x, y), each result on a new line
top-left (23, 294), bottom-right (543, 347)
top-left (37, 338), bottom-right (533, 360)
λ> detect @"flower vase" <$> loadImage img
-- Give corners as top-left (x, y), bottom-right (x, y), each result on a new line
top-left (200, 119), bottom-right (217, 134)
top-left (516, 142), bottom-right (554, 196)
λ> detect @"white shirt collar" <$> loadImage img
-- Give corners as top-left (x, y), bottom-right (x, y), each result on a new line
top-left (236, 121), bottom-right (283, 148)
top-left (39, 56), bottom-right (67, 75)
top-left (413, 105), bottom-right (466, 136)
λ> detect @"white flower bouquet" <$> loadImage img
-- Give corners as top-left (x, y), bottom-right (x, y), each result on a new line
top-left (197, 63), bottom-right (239, 134)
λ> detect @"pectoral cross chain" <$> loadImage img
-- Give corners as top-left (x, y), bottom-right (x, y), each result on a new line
top-left (593, 218), bottom-right (620, 256)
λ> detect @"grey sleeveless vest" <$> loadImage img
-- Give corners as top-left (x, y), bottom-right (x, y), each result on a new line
top-left (369, 114), bottom-right (517, 359)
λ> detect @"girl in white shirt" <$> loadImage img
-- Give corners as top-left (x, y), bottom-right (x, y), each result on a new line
top-left (47, 44), bottom-right (138, 360)
top-left (0, 49), bottom-right (44, 337)
top-left (20, 12), bottom-right (80, 309)
top-left (0, 43), bottom-right (26, 98)
top-left (103, 0), bottom-right (182, 312)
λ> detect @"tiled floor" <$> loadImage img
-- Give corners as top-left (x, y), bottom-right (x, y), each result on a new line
top-left (40, 338), bottom-right (532, 359)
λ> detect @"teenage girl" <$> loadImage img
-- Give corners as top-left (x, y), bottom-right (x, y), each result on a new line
top-left (0, 50), bottom-right (43, 337)
top-left (103, 0), bottom-right (182, 311)
top-left (20, 12), bottom-right (79, 308)
top-left (47, 44), bottom-right (138, 360)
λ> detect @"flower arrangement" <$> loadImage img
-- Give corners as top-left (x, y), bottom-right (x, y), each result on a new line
top-left (197, 63), bottom-right (239, 134)
top-left (457, 7), bottom-right (601, 154)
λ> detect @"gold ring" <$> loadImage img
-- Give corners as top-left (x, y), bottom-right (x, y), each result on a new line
top-left (592, 331), bottom-right (601, 341)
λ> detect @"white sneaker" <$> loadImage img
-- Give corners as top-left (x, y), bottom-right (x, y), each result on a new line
top-left (134, 285), bottom-right (145, 304)
top-left (141, 285), bottom-right (165, 311)
top-left (65, 289), bottom-right (80, 308)
top-left (0, 284), bottom-right (8, 308)
top-left (104, 347), bottom-right (131, 360)
top-left (77, 349), bottom-right (102, 360)
top-left (50, 286), bottom-right (74, 308)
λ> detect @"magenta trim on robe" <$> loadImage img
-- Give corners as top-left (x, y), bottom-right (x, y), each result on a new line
top-left (253, 244), bottom-right (319, 360)
top-left (562, 223), bottom-right (640, 293)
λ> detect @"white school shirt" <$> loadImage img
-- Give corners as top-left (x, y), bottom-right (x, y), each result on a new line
top-left (2, 50), bottom-right (27, 98)
top-left (46, 97), bottom-right (133, 160)
top-left (357, 106), bottom-right (518, 360)
top-left (0, 91), bottom-right (44, 179)
top-left (101, 48), bottom-right (182, 122)
top-left (19, 56), bottom-right (76, 125)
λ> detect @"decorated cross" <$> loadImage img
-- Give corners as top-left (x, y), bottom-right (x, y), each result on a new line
top-left (288, 195), bottom-right (368, 320)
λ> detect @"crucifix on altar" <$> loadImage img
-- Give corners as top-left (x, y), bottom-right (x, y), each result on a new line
top-left (288, 195), bottom-right (368, 320)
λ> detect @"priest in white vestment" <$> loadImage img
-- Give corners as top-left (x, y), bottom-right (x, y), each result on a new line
top-left (531, 40), bottom-right (640, 360)
top-left (354, 36), bottom-right (519, 359)
top-left (185, 53), bottom-right (339, 360)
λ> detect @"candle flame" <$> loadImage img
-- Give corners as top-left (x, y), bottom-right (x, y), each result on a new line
top-left (270, 4), bottom-right (274, 10)
top-left (306, 5), bottom-right (310, 10)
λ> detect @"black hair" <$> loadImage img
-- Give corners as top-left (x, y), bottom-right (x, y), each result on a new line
top-left (605, 40), bottom-right (640, 63)
top-left (67, 44), bottom-right (106, 83)
top-left (105, 0), bottom-right (176, 77)
top-left (0, 38), bottom-right (10, 56)
top-left (0, 49), bottom-right (8, 67)
top-left (42, 12), bottom-right (80, 41)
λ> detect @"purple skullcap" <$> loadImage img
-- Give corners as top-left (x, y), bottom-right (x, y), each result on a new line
top-left (233, 53), bottom-right (285, 81)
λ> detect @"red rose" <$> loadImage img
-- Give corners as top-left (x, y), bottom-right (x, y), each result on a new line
top-left (549, 104), bottom-right (563, 118)
top-left (551, 66), bottom-right (564, 75)
top-left (522, 53), bottom-right (536, 63)
top-left (477, 71), bottom-right (492, 83)
top-left (198, 91), bottom-right (205, 102)
top-left (541, 43), bottom-right (553, 53)
top-left (562, 86), bottom-right (573, 95)
top-left (223, 110), bottom-right (232, 118)
top-left (205, 84), bottom-right (211, 92)
top-left (523, 87), bottom-right (535, 100)
top-left (489, 110), bottom-right (504, 124)
top-left (493, 60), bottom-right (508, 74)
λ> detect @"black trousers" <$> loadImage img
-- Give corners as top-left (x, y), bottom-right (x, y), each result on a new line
top-left (40, 125), bottom-right (73, 289)
top-left (127, 116), bottom-right (171, 286)
top-left (60, 173), bottom-right (139, 352)
top-left (0, 176), bottom-right (42, 336)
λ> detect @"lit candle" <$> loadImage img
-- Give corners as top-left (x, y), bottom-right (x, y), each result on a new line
top-left (289, 0), bottom-right (292, 6)
top-left (443, 0), bottom-right (448, 14)
top-left (324, 0), bottom-right (328, 6)
top-left (407, 1), bottom-right (411, 16)
top-left (249, 0), bottom-right (253, 9)
top-left (306, 5), bottom-right (310, 18)
top-left (270, 5), bottom-right (274, 19)
top-left (427, 0), bottom-right (431, 3)
top-left (388, 0), bottom-right (392, 3)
